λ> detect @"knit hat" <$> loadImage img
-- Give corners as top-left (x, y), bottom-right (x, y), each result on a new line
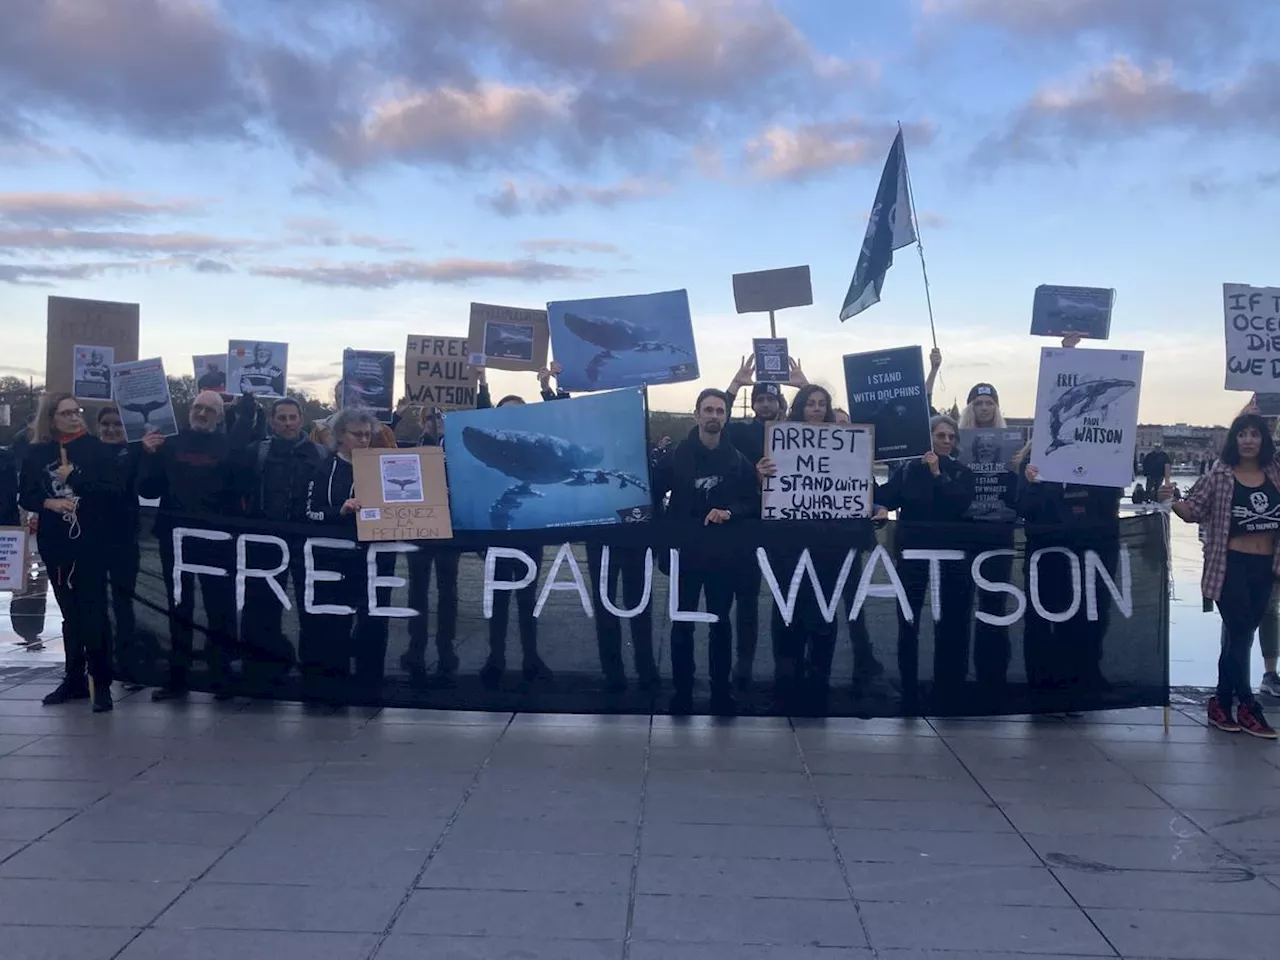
top-left (967, 383), bottom-right (999, 406)
top-left (751, 382), bottom-right (782, 400)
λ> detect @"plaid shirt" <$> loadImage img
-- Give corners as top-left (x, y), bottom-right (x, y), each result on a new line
top-left (1180, 460), bottom-right (1280, 600)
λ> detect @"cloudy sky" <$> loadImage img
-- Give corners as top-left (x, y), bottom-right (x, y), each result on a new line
top-left (3, 0), bottom-right (1277, 425)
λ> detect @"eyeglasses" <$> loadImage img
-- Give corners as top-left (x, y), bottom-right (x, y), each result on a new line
top-left (345, 430), bottom-right (374, 440)
top-left (55, 408), bottom-right (83, 418)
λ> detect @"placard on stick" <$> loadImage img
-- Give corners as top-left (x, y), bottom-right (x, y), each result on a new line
top-left (46, 297), bottom-right (139, 395)
top-left (1030, 285), bottom-right (1115, 339)
top-left (733, 265), bottom-right (813, 337)
top-left (351, 447), bottom-right (452, 542)
top-left (0, 527), bottom-right (28, 592)
top-left (467, 303), bottom-right (549, 372)
top-left (404, 335), bottom-right (477, 409)
top-left (1224, 284), bottom-right (1280, 391)
top-left (761, 423), bottom-right (873, 520)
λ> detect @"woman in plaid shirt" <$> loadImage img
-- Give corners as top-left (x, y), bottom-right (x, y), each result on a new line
top-left (1171, 413), bottom-right (1280, 738)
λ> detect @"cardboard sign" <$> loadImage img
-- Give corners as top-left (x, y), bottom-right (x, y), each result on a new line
top-left (73, 345), bottom-right (115, 401)
top-left (0, 527), bottom-right (28, 592)
top-left (404, 335), bottom-right (477, 410)
top-left (761, 423), bottom-right (873, 520)
top-left (753, 338), bottom-right (789, 383)
top-left (1255, 393), bottom-right (1280, 417)
top-left (733, 266), bottom-right (814, 314)
top-left (1031, 347), bottom-right (1143, 489)
top-left (842, 345), bottom-right (931, 461)
top-left (467, 303), bottom-right (550, 372)
top-left (111, 358), bottom-right (179, 442)
top-left (958, 428), bottom-right (1026, 522)
top-left (46, 296), bottom-right (139, 395)
top-left (351, 447), bottom-right (452, 542)
top-left (1224, 284), bottom-right (1280, 391)
top-left (1030, 285), bottom-right (1114, 339)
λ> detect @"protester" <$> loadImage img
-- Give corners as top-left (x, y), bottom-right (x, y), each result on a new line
top-left (0, 442), bottom-right (17, 526)
top-left (19, 393), bottom-right (121, 711)
top-left (652, 388), bottom-right (758, 715)
top-left (96, 405), bottom-right (147, 690)
top-left (1233, 397), bottom-right (1280, 699)
top-left (958, 382), bottom-right (1006, 429)
top-left (138, 389), bottom-right (243, 700)
top-left (1170, 414), bottom-right (1280, 736)
top-left (303, 407), bottom-right (392, 703)
top-left (875, 413), bottom-right (976, 707)
top-left (313, 383), bottom-right (397, 448)
top-left (1142, 444), bottom-right (1172, 499)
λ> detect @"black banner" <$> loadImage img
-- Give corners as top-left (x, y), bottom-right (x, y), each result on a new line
top-left (99, 508), bottom-right (1172, 717)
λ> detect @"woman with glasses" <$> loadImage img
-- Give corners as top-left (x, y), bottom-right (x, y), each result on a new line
top-left (19, 394), bottom-right (122, 711)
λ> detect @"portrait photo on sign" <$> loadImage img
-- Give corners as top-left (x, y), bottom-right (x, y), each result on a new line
top-left (228, 340), bottom-right (288, 398)
top-left (842, 345), bottom-right (931, 461)
top-left (546, 289), bottom-right (698, 392)
top-left (959, 428), bottom-right (1026, 522)
top-left (442, 388), bottom-right (652, 531)
top-left (111, 358), bottom-right (179, 442)
top-left (1031, 347), bottom-right (1143, 489)
top-left (73, 345), bottom-right (114, 400)
top-left (193, 354), bottom-right (228, 393)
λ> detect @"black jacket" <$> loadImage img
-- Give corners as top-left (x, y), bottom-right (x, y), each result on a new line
top-left (99, 442), bottom-right (142, 545)
top-left (726, 417), bottom-right (770, 470)
top-left (877, 456), bottom-right (976, 524)
top-left (243, 435), bottom-right (327, 523)
top-left (19, 434), bottom-right (122, 567)
top-left (0, 447), bottom-right (18, 527)
top-left (652, 429), bottom-right (759, 524)
top-left (1141, 449), bottom-right (1171, 483)
top-left (305, 454), bottom-right (356, 528)
top-left (137, 429), bottom-right (240, 521)
top-left (1018, 478), bottom-right (1122, 530)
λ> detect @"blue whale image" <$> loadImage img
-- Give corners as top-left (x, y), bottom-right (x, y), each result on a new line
top-left (1044, 377), bottom-right (1135, 455)
top-left (563, 313), bottom-right (657, 352)
top-left (461, 425), bottom-right (604, 484)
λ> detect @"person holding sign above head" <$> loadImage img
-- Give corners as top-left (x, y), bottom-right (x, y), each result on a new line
top-left (874, 413), bottom-right (976, 710)
top-left (19, 393), bottom-right (123, 712)
top-left (1170, 414), bottom-right (1280, 737)
top-left (653, 388), bottom-right (759, 716)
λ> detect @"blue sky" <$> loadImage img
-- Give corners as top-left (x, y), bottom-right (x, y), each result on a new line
top-left (3, 0), bottom-right (1277, 425)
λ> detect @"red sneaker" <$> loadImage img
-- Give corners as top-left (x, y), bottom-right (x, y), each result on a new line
top-left (1236, 702), bottom-right (1278, 740)
top-left (1207, 697), bottom-right (1240, 732)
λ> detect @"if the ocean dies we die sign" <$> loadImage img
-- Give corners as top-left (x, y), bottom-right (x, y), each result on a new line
top-left (762, 423), bottom-right (873, 520)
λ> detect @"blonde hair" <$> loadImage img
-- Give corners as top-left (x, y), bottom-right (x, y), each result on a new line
top-left (31, 392), bottom-right (76, 445)
top-left (958, 402), bottom-right (1006, 430)
top-left (1011, 439), bottom-right (1033, 468)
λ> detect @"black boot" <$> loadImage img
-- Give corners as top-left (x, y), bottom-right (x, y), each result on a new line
top-left (43, 678), bottom-right (90, 706)
top-left (92, 683), bottom-right (114, 714)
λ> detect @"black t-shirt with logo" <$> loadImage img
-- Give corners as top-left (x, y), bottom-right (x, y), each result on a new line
top-left (1231, 478), bottom-right (1280, 536)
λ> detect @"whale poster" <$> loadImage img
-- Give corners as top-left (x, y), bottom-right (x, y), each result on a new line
top-left (1030, 285), bottom-right (1115, 340)
top-left (468, 302), bottom-right (549, 372)
top-left (842, 345), bottom-right (931, 461)
top-left (546, 290), bottom-right (699, 392)
top-left (352, 447), bottom-right (452, 542)
top-left (110, 357), bottom-right (179, 443)
top-left (1030, 347), bottom-right (1143, 489)
top-left (442, 388), bottom-right (653, 530)
top-left (342, 348), bottom-right (396, 422)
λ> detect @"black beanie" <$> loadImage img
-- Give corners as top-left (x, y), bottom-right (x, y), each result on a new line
top-left (967, 383), bottom-right (999, 406)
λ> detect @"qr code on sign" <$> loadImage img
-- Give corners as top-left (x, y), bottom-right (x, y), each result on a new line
top-left (763, 355), bottom-right (782, 372)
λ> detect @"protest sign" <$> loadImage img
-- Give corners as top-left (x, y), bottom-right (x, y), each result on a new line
top-left (1030, 285), bottom-right (1114, 339)
top-left (1255, 393), bottom-right (1280, 416)
top-left (351, 447), bottom-right (452, 542)
top-left (228, 340), bottom-right (288, 398)
top-left (467, 303), bottom-right (549, 372)
top-left (959, 428), bottom-right (1026, 522)
top-left (753, 338), bottom-right (789, 383)
top-left (404, 336), bottom-right (477, 409)
top-left (46, 297), bottom-right (139, 395)
top-left (761, 423), bottom-right (873, 520)
top-left (733, 265), bottom-right (814, 335)
top-left (547, 290), bottom-right (699, 392)
top-left (842, 346), bottom-right (931, 461)
top-left (111, 358), bottom-right (179, 442)
top-left (0, 527), bottom-right (28, 593)
top-left (342, 349), bottom-right (396, 422)
top-left (193, 354), bottom-right (228, 393)
top-left (1223, 284), bottom-right (1280, 391)
top-left (73, 345), bottom-right (114, 401)
top-left (1031, 347), bottom-right (1143, 489)
top-left (443, 388), bottom-right (652, 531)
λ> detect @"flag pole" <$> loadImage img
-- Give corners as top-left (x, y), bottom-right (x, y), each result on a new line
top-left (898, 122), bottom-right (938, 350)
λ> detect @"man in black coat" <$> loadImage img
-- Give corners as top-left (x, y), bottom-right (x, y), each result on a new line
top-left (652, 389), bottom-right (759, 715)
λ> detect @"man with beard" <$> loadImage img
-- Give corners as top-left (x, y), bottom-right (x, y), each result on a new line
top-left (237, 343), bottom-right (286, 397)
top-left (653, 388), bottom-right (759, 715)
top-left (138, 390), bottom-right (246, 700)
top-left (236, 396), bottom-right (325, 690)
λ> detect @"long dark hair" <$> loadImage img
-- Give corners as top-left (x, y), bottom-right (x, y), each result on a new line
top-left (1221, 413), bottom-right (1276, 466)
top-left (789, 384), bottom-right (835, 423)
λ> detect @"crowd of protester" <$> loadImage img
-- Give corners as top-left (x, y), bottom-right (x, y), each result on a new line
top-left (2, 344), bottom-right (1277, 737)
